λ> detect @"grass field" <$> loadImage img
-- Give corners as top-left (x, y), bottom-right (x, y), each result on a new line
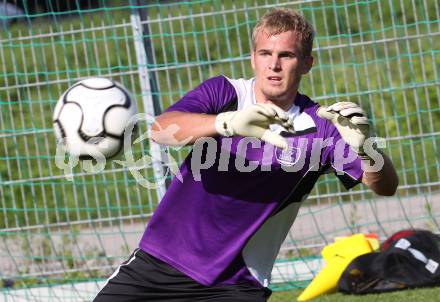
top-left (269, 287), bottom-right (440, 302)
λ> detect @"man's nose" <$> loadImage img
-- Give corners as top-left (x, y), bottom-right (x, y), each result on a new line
top-left (269, 55), bottom-right (281, 71)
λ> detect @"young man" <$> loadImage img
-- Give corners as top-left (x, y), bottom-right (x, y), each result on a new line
top-left (94, 8), bottom-right (398, 302)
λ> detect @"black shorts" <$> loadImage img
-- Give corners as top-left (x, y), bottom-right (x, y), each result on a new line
top-left (93, 249), bottom-right (272, 302)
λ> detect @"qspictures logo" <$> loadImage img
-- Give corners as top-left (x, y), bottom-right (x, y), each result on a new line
top-left (55, 113), bottom-right (386, 189)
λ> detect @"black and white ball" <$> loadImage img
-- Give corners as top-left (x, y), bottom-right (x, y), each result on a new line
top-left (53, 78), bottom-right (138, 159)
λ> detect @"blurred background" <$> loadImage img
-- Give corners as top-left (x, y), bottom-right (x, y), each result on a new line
top-left (0, 0), bottom-right (439, 301)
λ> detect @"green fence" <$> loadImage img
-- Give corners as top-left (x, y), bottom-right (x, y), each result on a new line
top-left (0, 0), bottom-right (439, 301)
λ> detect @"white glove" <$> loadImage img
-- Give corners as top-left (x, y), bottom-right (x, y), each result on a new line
top-left (215, 103), bottom-right (294, 150)
top-left (316, 102), bottom-right (371, 159)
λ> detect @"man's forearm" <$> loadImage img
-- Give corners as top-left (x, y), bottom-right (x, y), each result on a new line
top-left (151, 111), bottom-right (217, 146)
top-left (151, 104), bottom-right (294, 149)
top-left (362, 151), bottom-right (399, 196)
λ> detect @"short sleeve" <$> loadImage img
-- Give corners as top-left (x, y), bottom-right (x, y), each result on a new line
top-left (165, 76), bottom-right (237, 114)
top-left (321, 123), bottom-right (364, 190)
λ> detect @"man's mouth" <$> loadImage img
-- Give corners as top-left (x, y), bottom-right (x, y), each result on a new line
top-left (267, 76), bottom-right (282, 83)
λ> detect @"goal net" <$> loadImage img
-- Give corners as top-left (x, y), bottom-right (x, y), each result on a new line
top-left (0, 0), bottom-right (439, 301)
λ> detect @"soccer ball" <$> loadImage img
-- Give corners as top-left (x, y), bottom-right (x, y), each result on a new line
top-left (53, 77), bottom-right (138, 159)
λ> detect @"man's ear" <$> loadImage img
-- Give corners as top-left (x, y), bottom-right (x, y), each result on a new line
top-left (301, 55), bottom-right (314, 75)
top-left (251, 50), bottom-right (256, 71)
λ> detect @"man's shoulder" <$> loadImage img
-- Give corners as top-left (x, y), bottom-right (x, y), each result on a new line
top-left (296, 92), bottom-right (318, 112)
top-left (196, 75), bottom-right (248, 98)
top-left (222, 76), bottom-right (253, 88)
top-left (166, 75), bottom-right (239, 114)
top-left (196, 75), bottom-right (232, 90)
top-left (209, 76), bottom-right (253, 103)
top-left (199, 75), bottom-right (251, 85)
top-left (188, 75), bottom-right (239, 102)
top-left (200, 76), bottom-right (254, 110)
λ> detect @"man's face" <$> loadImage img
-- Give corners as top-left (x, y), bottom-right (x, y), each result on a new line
top-left (251, 30), bottom-right (313, 107)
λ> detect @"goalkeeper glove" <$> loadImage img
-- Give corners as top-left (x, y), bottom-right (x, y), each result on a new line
top-left (316, 102), bottom-right (372, 159)
top-left (215, 103), bottom-right (294, 150)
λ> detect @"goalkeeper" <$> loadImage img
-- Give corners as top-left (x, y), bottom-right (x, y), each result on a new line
top-left (94, 8), bottom-right (398, 302)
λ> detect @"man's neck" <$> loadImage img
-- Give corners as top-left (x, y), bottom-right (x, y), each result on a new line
top-left (255, 92), bottom-right (298, 111)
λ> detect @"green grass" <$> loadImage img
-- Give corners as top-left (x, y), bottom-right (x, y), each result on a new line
top-left (269, 287), bottom-right (440, 302)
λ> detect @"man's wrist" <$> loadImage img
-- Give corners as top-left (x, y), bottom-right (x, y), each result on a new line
top-left (215, 111), bottom-right (235, 137)
top-left (356, 139), bottom-right (378, 160)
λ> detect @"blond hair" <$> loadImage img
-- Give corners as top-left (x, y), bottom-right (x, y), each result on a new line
top-left (252, 8), bottom-right (315, 57)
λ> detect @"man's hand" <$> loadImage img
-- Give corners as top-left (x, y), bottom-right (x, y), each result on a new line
top-left (317, 102), bottom-right (371, 159)
top-left (318, 102), bottom-right (398, 195)
top-left (215, 103), bottom-right (294, 150)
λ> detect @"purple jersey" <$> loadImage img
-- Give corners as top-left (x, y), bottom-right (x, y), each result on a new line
top-left (139, 76), bottom-right (363, 288)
